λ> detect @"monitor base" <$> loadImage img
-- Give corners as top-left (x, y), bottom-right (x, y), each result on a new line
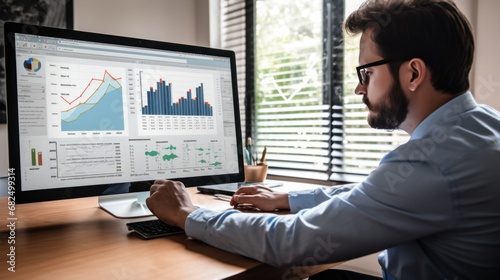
top-left (99, 192), bottom-right (153, 218)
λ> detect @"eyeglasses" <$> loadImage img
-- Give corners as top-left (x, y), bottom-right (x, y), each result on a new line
top-left (356, 59), bottom-right (394, 85)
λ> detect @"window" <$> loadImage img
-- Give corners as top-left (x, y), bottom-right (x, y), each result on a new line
top-left (255, 0), bottom-right (329, 180)
top-left (338, 1), bottom-right (409, 182)
top-left (218, 0), bottom-right (409, 183)
top-left (220, 0), bottom-right (252, 141)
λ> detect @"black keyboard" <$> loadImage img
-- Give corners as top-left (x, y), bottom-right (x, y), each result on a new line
top-left (126, 219), bottom-right (184, 239)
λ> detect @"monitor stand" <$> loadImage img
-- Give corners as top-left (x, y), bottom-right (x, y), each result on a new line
top-left (98, 191), bottom-right (153, 218)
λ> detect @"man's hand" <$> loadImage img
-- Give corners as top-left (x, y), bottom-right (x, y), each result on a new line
top-left (145, 180), bottom-right (199, 229)
top-left (230, 185), bottom-right (290, 212)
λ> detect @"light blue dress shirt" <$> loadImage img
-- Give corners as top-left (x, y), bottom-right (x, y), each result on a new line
top-left (186, 92), bottom-right (500, 279)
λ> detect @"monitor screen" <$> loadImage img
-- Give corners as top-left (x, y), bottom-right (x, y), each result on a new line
top-left (4, 22), bottom-right (244, 216)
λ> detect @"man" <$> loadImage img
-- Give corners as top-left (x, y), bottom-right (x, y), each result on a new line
top-left (146, 0), bottom-right (500, 279)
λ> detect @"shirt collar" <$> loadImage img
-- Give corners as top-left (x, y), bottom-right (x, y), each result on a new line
top-left (410, 91), bottom-right (476, 140)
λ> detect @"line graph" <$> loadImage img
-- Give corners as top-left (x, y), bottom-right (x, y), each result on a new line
top-left (60, 70), bottom-right (120, 105)
top-left (45, 63), bottom-right (127, 135)
top-left (61, 70), bottom-right (124, 131)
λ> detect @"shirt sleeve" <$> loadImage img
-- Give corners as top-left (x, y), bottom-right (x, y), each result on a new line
top-left (185, 159), bottom-right (455, 267)
top-left (288, 183), bottom-right (357, 213)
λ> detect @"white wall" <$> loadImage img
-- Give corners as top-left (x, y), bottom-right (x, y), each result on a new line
top-left (474, 0), bottom-right (500, 110)
top-left (73, 0), bottom-right (210, 46)
top-left (1, 0), bottom-right (500, 177)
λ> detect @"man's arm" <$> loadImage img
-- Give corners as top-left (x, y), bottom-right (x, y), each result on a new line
top-left (145, 180), bottom-right (358, 229)
top-left (147, 161), bottom-right (453, 268)
top-left (229, 183), bottom-right (358, 212)
top-left (287, 183), bottom-right (357, 212)
top-left (184, 161), bottom-right (454, 267)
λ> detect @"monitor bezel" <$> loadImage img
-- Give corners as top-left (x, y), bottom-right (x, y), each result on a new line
top-left (4, 22), bottom-right (245, 204)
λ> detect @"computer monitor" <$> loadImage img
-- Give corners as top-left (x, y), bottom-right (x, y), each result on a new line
top-left (3, 22), bottom-right (244, 217)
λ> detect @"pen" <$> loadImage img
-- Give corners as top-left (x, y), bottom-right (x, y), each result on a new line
top-left (214, 194), bottom-right (233, 202)
top-left (246, 137), bottom-right (253, 165)
top-left (244, 148), bottom-right (251, 165)
top-left (259, 146), bottom-right (267, 165)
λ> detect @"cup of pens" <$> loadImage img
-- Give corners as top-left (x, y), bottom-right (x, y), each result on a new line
top-left (244, 138), bottom-right (268, 182)
top-left (244, 164), bottom-right (268, 183)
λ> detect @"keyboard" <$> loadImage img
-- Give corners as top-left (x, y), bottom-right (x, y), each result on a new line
top-left (126, 219), bottom-right (184, 239)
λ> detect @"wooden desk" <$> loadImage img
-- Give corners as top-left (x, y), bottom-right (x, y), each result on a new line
top-left (0, 184), bottom-right (338, 279)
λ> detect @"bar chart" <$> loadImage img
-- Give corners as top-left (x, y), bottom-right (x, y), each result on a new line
top-left (137, 70), bottom-right (217, 135)
top-left (30, 148), bottom-right (43, 166)
top-left (142, 79), bottom-right (213, 116)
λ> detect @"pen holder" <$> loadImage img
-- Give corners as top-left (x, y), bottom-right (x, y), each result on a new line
top-left (244, 164), bottom-right (268, 183)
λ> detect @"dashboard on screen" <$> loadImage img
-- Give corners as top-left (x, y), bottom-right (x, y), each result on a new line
top-left (4, 22), bottom-right (244, 211)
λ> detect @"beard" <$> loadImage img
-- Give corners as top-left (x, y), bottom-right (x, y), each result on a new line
top-left (363, 78), bottom-right (409, 130)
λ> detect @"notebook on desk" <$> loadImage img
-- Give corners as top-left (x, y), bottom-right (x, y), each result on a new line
top-left (197, 181), bottom-right (283, 195)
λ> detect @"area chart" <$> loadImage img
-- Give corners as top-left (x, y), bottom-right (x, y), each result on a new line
top-left (61, 70), bottom-right (124, 131)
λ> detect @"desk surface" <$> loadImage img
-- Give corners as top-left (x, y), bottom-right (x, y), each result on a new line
top-left (0, 182), bottom-right (338, 279)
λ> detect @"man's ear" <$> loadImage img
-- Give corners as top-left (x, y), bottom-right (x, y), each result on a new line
top-left (404, 58), bottom-right (427, 92)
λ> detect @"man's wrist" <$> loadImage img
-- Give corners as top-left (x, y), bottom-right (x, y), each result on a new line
top-left (178, 206), bottom-right (200, 229)
top-left (276, 193), bottom-right (291, 210)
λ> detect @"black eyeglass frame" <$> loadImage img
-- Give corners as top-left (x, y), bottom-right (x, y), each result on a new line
top-left (355, 58), bottom-right (394, 85)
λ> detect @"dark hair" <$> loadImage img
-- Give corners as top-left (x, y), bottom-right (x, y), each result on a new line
top-left (345, 0), bottom-right (474, 95)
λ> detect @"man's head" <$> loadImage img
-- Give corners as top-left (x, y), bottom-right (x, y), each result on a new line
top-left (345, 0), bottom-right (475, 130)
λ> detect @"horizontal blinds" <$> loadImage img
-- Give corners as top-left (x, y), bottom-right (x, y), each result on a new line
top-left (333, 101), bottom-right (409, 177)
top-left (221, 0), bottom-right (410, 183)
top-left (254, 0), bottom-right (328, 180)
top-left (330, 27), bottom-right (409, 180)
